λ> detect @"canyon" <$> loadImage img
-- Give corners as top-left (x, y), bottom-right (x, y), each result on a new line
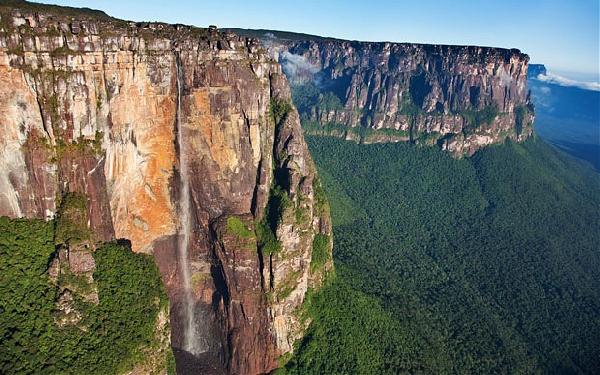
top-left (0, 1), bottom-right (538, 374)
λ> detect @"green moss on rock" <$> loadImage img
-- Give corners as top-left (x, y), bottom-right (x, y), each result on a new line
top-left (226, 216), bottom-right (254, 239)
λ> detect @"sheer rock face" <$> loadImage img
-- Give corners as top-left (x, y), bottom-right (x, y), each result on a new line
top-left (268, 38), bottom-right (534, 155)
top-left (0, 4), bottom-right (332, 374)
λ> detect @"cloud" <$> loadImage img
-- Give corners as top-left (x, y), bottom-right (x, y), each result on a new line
top-left (260, 32), bottom-right (278, 51)
top-left (530, 86), bottom-right (553, 110)
top-left (280, 51), bottom-right (320, 84)
top-left (259, 32), bottom-right (321, 86)
top-left (535, 72), bottom-right (600, 92)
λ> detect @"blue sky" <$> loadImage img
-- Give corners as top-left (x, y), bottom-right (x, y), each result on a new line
top-left (43, 0), bottom-right (599, 78)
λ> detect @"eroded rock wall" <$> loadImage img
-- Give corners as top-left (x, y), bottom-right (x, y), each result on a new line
top-left (0, 3), bottom-right (332, 374)
top-left (262, 35), bottom-right (535, 155)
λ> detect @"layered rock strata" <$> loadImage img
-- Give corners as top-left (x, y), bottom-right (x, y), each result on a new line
top-left (237, 30), bottom-right (535, 155)
top-left (0, 3), bottom-right (332, 374)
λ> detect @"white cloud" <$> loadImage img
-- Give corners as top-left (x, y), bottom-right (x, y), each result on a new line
top-left (260, 32), bottom-right (278, 51)
top-left (258, 33), bottom-right (321, 85)
top-left (280, 51), bottom-right (320, 79)
top-left (535, 72), bottom-right (600, 92)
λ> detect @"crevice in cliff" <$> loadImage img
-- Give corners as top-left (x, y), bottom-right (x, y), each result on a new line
top-left (208, 230), bottom-right (231, 309)
top-left (251, 154), bottom-right (269, 292)
top-left (268, 253), bottom-right (275, 293)
top-left (99, 47), bottom-right (111, 103)
top-left (250, 157), bottom-right (262, 217)
top-left (48, 57), bottom-right (63, 141)
top-left (207, 219), bottom-right (232, 370)
top-left (132, 51), bottom-right (136, 81)
top-left (408, 117), bottom-right (415, 144)
top-left (31, 78), bottom-right (52, 141)
top-left (257, 240), bottom-right (267, 290)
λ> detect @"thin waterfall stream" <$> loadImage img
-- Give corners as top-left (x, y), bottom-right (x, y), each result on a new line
top-left (175, 54), bottom-right (200, 355)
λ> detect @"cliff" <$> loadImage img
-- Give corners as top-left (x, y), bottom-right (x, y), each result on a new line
top-left (231, 29), bottom-right (535, 156)
top-left (527, 63), bottom-right (547, 78)
top-left (0, 2), bottom-right (332, 374)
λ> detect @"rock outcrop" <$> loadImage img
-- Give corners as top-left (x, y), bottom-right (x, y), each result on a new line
top-left (0, 2), bottom-right (332, 374)
top-left (527, 63), bottom-right (547, 79)
top-left (234, 30), bottom-right (535, 156)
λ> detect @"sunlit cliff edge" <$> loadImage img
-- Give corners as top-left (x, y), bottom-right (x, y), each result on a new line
top-left (0, 2), bottom-right (332, 373)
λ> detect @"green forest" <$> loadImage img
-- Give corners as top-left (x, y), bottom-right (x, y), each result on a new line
top-left (0, 217), bottom-right (173, 374)
top-left (280, 136), bottom-right (600, 374)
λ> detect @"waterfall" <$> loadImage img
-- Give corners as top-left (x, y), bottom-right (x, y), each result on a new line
top-left (175, 54), bottom-right (200, 355)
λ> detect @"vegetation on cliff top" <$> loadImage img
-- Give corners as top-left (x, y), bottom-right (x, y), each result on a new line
top-left (280, 136), bottom-right (600, 374)
top-left (0, 0), bottom-right (114, 21)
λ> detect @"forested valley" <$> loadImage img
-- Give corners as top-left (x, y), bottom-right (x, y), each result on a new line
top-left (280, 136), bottom-right (600, 374)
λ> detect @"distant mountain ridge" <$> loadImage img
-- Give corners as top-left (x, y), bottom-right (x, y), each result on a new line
top-left (231, 28), bottom-right (535, 156)
top-left (527, 63), bottom-right (547, 78)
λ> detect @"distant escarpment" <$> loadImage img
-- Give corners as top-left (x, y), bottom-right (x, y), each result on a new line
top-left (527, 63), bottom-right (547, 78)
top-left (232, 29), bottom-right (535, 156)
top-left (0, 2), bottom-right (332, 374)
